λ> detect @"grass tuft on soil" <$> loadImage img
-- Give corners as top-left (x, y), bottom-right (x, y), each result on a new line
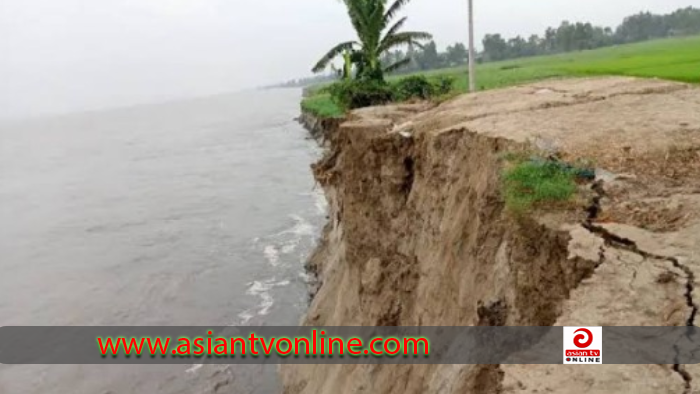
top-left (502, 159), bottom-right (579, 213)
top-left (301, 93), bottom-right (345, 118)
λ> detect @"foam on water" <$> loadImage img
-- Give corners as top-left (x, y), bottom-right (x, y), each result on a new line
top-left (280, 241), bottom-right (297, 254)
top-left (237, 279), bottom-right (291, 322)
top-left (263, 245), bottom-right (280, 266)
top-left (313, 189), bottom-right (328, 215)
top-left (187, 278), bottom-right (292, 374)
top-left (279, 214), bottom-right (315, 237)
top-left (189, 188), bottom-right (324, 375)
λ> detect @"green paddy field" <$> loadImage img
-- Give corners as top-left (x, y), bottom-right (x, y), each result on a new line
top-left (303, 35), bottom-right (700, 118)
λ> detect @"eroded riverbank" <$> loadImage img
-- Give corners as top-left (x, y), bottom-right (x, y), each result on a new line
top-left (284, 77), bottom-right (700, 394)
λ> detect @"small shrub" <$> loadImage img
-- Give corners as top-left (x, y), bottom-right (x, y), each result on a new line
top-left (503, 159), bottom-right (579, 213)
top-left (432, 76), bottom-right (455, 96)
top-left (393, 75), bottom-right (435, 101)
top-left (327, 79), bottom-right (394, 109)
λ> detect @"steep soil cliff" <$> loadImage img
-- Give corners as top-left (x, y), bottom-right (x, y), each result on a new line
top-left (283, 77), bottom-right (700, 394)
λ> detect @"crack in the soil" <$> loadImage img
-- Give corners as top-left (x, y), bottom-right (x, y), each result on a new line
top-left (628, 267), bottom-right (639, 291)
top-left (584, 181), bottom-right (697, 393)
top-left (595, 244), bottom-right (606, 268)
top-left (582, 220), bottom-right (698, 327)
top-left (582, 222), bottom-right (696, 393)
top-left (674, 362), bottom-right (693, 394)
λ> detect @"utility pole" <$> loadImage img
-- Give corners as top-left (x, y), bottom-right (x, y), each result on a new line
top-left (468, 0), bottom-right (476, 92)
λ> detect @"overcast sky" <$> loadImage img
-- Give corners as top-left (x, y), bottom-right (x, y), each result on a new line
top-left (0, 0), bottom-right (694, 118)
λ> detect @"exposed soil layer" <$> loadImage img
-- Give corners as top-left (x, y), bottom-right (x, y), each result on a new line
top-left (283, 77), bottom-right (700, 394)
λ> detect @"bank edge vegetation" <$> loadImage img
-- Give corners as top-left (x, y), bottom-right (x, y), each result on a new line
top-left (302, 5), bottom-right (700, 119)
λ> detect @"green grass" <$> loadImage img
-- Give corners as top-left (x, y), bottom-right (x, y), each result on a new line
top-left (503, 160), bottom-right (579, 213)
top-left (300, 93), bottom-right (344, 118)
top-left (413, 35), bottom-right (700, 93)
top-left (301, 35), bottom-right (700, 118)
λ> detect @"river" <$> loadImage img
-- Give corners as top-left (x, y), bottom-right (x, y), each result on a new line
top-left (0, 89), bottom-right (324, 393)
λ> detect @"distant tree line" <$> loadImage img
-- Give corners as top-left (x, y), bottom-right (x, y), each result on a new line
top-left (278, 6), bottom-right (699, 87)
top-left (385, 6), bottom-right (700, 72)
top-left (266, 74), bottom-right (338, 89)
top-left (481, 6), bottom-right (700, 62)
top-left (380, 41), bottom-right (469, 73)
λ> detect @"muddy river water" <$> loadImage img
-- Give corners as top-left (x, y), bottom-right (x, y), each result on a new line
top-left (0, 89), bottom-right (323, 393)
